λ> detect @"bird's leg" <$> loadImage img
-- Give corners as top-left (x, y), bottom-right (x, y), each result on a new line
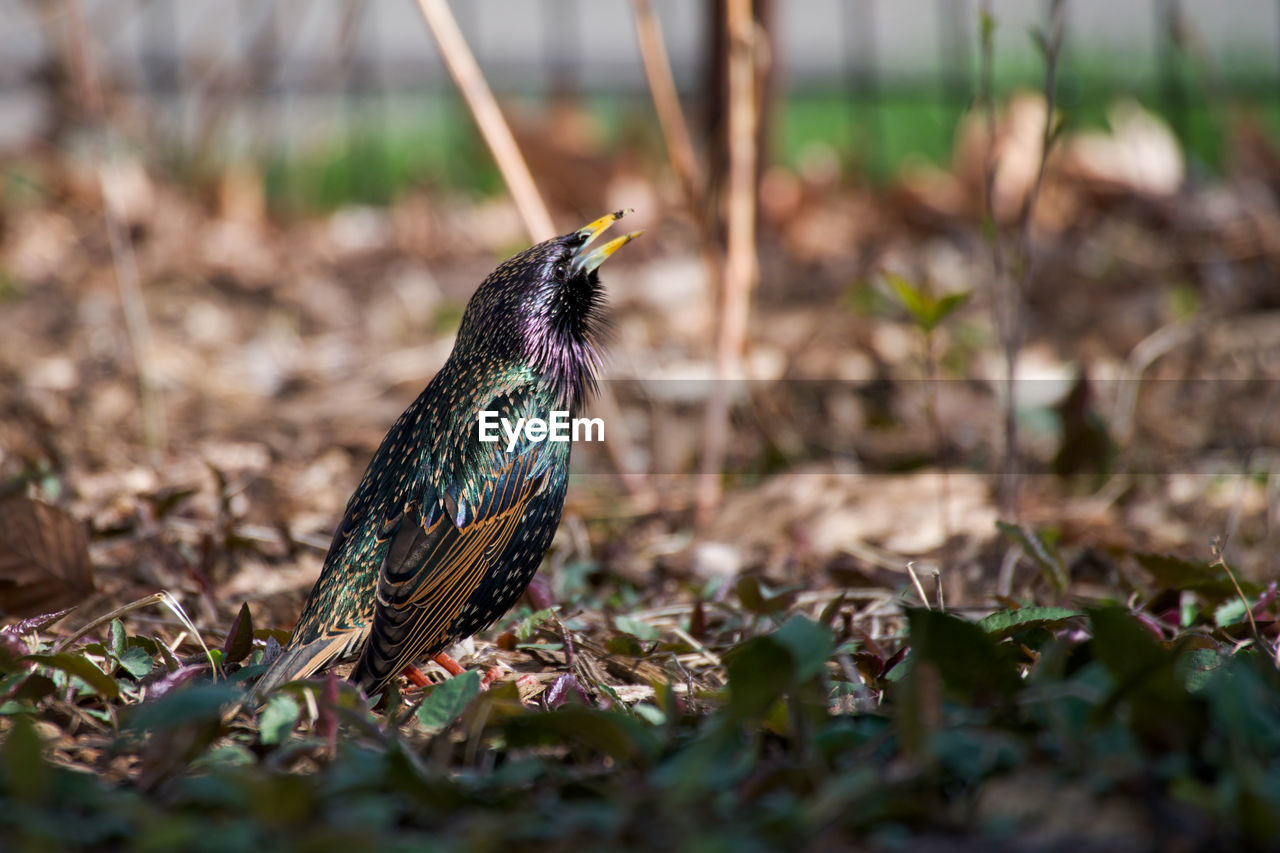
top-left (398, 659), bottom-right (467, 693)
top-left (431, 652), bottom-right (466, 676)
top-left (401, 664), bottom-right (432, 688)
top-left (430, 652), bottom-right (500, 690)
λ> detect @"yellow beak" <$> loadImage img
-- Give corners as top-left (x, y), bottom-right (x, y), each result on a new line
top-left (572, 210), bottom-right (643, 273)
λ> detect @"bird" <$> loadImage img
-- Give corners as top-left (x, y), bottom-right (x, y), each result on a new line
top-left (254, 211), bottom-right (640, 699)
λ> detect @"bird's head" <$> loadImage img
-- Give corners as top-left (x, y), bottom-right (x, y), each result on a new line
top-left (455, 210), bottom-right (641, 406)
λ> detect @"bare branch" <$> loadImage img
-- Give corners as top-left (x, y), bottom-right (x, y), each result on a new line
top-left (413, 0), bottom-right (555, 241)
top-left (697, 0), bottom-right (760, 523)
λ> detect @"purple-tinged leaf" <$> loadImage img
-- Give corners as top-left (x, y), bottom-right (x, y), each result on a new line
top-left (689, 600), bottom-right (707, 640)
top-left (2, 606), bottom-right (77, 638)
top-left (544, 673), bottom-right (590, 709)
top-left (525, 574), bottom-right (556, 611)
top-left (145, 664), bottom-right (210, 702)
top-left (221, 603), bottom-right (254, 664)
top-left (319, 669), bottom-right (339, 755)
top-left (260, 635), bottom-right (283, 668)
top-left (1132, 610), bottom-right (1168, 641)
top-left (1252, 581), bottom-right (1278, 617)
top-left (0, 631), bottom-right (29, 668)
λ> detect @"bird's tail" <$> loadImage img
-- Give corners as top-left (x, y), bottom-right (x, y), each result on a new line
top-left (250, 630), bottom-right (363, 704)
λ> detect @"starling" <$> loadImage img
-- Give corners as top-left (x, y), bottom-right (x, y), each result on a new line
top-left (255, 212), bottom-right (639, 698)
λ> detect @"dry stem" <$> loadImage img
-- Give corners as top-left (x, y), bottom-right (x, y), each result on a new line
top-left (980, 0), bottom-right (1066, 519)
top-left (629, 0), bottom-right (723, 280)
top-left (413, 0), bottom-right (555, 241)
top-left (696, 0), bottom-right (760, 524)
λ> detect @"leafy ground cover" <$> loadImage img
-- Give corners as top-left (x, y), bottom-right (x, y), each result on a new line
top-left (1, 545), bottom-right (1278, 850)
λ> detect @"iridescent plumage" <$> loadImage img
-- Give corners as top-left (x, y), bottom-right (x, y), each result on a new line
top-left (255, 213), bottom-right (639, 698)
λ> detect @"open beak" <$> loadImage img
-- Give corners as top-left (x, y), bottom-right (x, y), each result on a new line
top-left (572, 210), bottom-right (643, 274)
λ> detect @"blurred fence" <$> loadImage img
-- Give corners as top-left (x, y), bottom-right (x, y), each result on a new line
top-left (1, 0), bottom-right (1278, 190)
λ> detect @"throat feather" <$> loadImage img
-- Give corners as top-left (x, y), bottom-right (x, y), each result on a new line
top-left (523, 319), bottom-right (599, 410)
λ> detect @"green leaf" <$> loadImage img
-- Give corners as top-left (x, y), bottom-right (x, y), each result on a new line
top-left (259, 693), bottom-right (300, 745)
top-left (885, 272), bottom-right (941, 332)
top-left (127, 684), bottom-right (241, 732)
top-left (818, 592), bottom-right (846, 628)
top-left (1214, 598), bottom-right (1248, 628)
top-left (117, 646), bottom-right (155, 680)
top-left (515, 642), bottom-right (563, 652)
top-left (725, 633), bottom-right (794, 718)
top-left (632, 703), bottom-right (666, 726)
top-left (107, 619), bottom-right (126, 658)
top-left (736, 576), bottom-right (795, 615)
top-left (153, 635), bottom-right (182, 672)
top-left (605, 634), bottom-right (644, 656)
top-left (736, 575), bottom-right (767, 613)
top-left (771, 615), bottom-right (833, 683)
top-left (1086, 606), bottom-right (1199, 741)
top-left (932, 291), bottom-right (970, 326)
top-left (503, 707), bottom-right (659, 764)
top-left (906, 608), bottom-right (1021, 702)
top-left (8, 673), bottom-right (56, 704)
top-left (723, 617), bottom-right (831, 721)
top-left (888, 274), bottom-right (971, 334)
top-left (1087, 606), bottom-right (1170, 682)
top-left (614, 615), bottom-right (659, 642)
top-left (1, 715), bottom-right (49, 803)
top-left (24, 653), bottom-right (119, 699)
top-left (416, 670), bottom-right (482, 733)
top-left (1205, 656), bottom-right (1280, 755)
top-left (1135, 552), bottom-right (1259, 601)
top-left (222, 602), bottom-right (254, 665)
top-left (979, 606), bottom-right (1083, 639)
top-left (1174, 648), bottom-right (1223, 693)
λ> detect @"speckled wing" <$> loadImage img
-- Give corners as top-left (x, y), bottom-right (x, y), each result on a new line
top-left (252, 384), bottom-right (436, 699)
top-left (350, 389), bottom-right (565, 695)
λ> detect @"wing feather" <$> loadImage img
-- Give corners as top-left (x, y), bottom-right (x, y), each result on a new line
top-left (351, 389), bottom-right (557, 694)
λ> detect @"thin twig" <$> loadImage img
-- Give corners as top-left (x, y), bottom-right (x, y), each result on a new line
top-left (979, 1), bottom-right (1067, 519)
top-left (1211, 539), bottom-right (1266, 655)
top-left (413, 0), bottom-right (554, 241)
top-left (630, 0), bottom-right (702, 222)
top-left (906, 562), bottom-right (932, 611)
top-left (697, 0), bottom-right (760, 524)
top-left (629, 0), bottom-right (723, 277)
top-left (1004, 0), bottom-right (1065, 513)
top-left (670, 624), bottom-right (723, 669)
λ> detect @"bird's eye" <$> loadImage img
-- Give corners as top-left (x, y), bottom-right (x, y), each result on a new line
top-left (554, 262), bottom-right (568, 279)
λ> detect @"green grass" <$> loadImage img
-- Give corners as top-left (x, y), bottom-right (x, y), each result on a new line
top-left (248, 52), bottom-right (1280, 211)
top-left (262, 96), bottom-right (507, 214)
